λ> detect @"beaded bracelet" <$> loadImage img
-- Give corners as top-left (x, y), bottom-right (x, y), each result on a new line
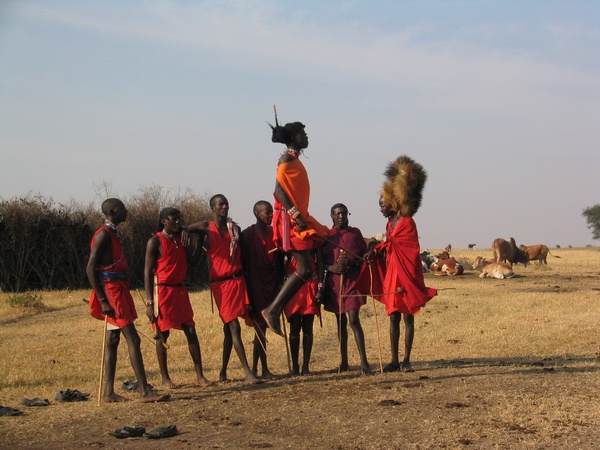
top-left (287, 206), bottom-right (298, 217)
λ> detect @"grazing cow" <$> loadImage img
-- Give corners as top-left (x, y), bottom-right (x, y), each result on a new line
top-left (467, 243), bottom-right (476, 250)
top-left (518, 244), bottom-right (559, 265)
top-left (492, 237), bottom-right (529, 267)
top-left (430, 257), bottom-right (464, 276)
top-left (472, 256), bottom-right (515, 279)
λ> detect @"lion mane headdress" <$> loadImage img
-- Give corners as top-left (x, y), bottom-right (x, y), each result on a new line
top-left (380, 155), bottom-right (428, 217)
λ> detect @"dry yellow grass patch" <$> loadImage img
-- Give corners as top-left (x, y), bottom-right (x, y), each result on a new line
top-left (0, 246), bottom-right (599, 449)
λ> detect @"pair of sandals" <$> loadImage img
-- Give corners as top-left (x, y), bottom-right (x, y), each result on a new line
top-left (110, 425), bottom-right (178, 439)
top-left (21, 397), bottom-right (50, 407)
top-left (382, 362), bottom-right (415, 373)
top-left (54, 389), bottom-right (90, 402)
top-left (0, 405), bottom-right (23, 416)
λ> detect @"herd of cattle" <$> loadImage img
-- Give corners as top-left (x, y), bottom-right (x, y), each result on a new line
top-left (417, 237), bottom-right (559, 279)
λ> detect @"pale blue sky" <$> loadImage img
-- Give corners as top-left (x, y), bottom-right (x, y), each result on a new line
top-left (1, 1), bottom-right (598, 248)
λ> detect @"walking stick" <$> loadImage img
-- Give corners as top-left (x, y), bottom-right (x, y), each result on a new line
top-left (281, 312), bottom-right (292, 373)
top-left (97, 315), bottom-right (108, 406)
top-left (338, 272), bottom-right (345, 373)
top-left (368, 264), bottom-right (384, 374)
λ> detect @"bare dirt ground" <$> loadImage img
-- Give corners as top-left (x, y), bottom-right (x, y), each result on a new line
top-left (1, 247), bottom-right (599, 449)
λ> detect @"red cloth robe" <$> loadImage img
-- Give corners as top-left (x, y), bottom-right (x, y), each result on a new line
top-left (283, 256), bottom-right (320, 319)
top-left (357, 217), bottom-right (436, 315)
top-left (241, 225), bottom-right (284, 326)
top-left (207, 220), bottom-right (249, 323)
top-left (89, 226), bottom-right (138, 328)
top-left (154, 232), bottom-right (195, 331)
top-left (322, 226), bottom-right (368, 314)
top-left (272, 153), bottom-right (328, 251)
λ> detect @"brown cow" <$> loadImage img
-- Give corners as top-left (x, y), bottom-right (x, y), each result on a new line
top-left (430, 257), bottom-right (464, 276)
top-left (472, 256), bottom-right (515, 279)
top-left (492, 237), bottom-right (529, 267)
top-left (518, 244), bottom-right (559, 265)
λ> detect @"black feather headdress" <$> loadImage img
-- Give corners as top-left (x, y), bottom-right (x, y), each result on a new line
top-left (380, 155), bottom-right (428, 217)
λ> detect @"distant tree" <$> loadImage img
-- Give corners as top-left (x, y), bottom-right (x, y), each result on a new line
top-left (582, 204), bottom-right (600, 240)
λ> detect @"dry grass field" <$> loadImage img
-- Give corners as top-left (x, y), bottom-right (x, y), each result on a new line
top-left (1, 247), bottom-right (599, 449)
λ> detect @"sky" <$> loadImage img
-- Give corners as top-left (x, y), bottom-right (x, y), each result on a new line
top-left (1, 0), bottom-right (599, 249)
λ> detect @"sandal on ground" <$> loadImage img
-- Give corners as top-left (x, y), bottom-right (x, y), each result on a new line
top-left (0, 406), bottom-right (23, 416)
top-left (145, 425), bottom-right (178, 439)
top-left (382, 362), bottom-right (401, 373)
top-left (54, 389), bottom-right (90, 402)
top-left (110, 426), bottom-right (146, 439)
top-left (20, 397), bottom-right (50, 407)
top-left (122, 380), bottom-right (154, 391)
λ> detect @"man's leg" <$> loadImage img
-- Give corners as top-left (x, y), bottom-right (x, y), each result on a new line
top-left (348, 308), bottom-right (371, 374)
top-left (336, 313), bottom-right (349, 372)
top-left (220, 323), bottom-right (233, 382)
top-left (228, 319), bottom-right (260, 384)
top-left (383, 312), bottom-right (401, 372)
top-left (102, 329), bottom-right (126, 403)
top-left (288, 314), bottom-right (301, 376)
top-left (156, 329), bottom-right (176, 388)
top-left (402, 314), bottom-right (415, 372)
top-left (182, 324), bottom-right (212, 386)
top-left (255, 324), bottom-right (275, 379)
top-left (121, 324), bottom-right (169, 402)
top-left (301, 315), bottom-right (314, 376)
top-left (262, 250), bottom-right (312, 336)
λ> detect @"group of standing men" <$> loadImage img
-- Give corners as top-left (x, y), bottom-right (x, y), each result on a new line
top-left (87, 119), bottom-right (436, 404)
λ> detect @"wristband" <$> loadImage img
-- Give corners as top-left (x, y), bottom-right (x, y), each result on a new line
top-left (98, 297), bottom-right (107, 302)
top-left (291, 210), bottom-right (301, 220)
top-left (146, 301), bottom-right (154, 307)
top-left (287, 206), bottom-right (299, 217)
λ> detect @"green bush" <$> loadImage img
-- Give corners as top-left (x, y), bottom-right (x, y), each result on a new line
top-left (8, 292), bottom-right (45, 310)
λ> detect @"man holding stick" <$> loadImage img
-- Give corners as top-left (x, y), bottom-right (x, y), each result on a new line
top-left (318, 203), bottom-right (371, 374)
top-left (144, 207), bottom-right (212, 388)
top-left (87, 198), bottom-right (169, 403)
top-left (241, 200), bottom-right (285, 379)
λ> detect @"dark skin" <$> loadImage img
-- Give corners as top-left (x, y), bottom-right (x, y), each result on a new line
top-left (144, 211), bottom-right (212, 388)
top-left (187, 196), bottom-right (260, 384)
top-left (245, 203), bottom-right (277, 380)
top-left (288, 313), bottom-right (314, 376)
top-left (364, 197), bottom-right (414, 372)
top-left (86, 199), bottom-right (168, 403)
top-left (321, 206), bottom-right (371, 374)
top-left (262, 127), bottom-right (315, 336)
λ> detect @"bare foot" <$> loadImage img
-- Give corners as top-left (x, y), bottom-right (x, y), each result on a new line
top-left (301, 367), bottom-right (312, 376)
top-left (245, 372), bottom-right (262, 385)
top-left (360, 364), bottom-right (373, 375)
top-left (331, 364), bottom-right (350, 373)
top-left (103, 393), bottom-right (128, 403)
top-left (261, 309), bottom-right (283, 336)
top-left (196, 376), bottom-right (213, 387)
top-left (138, 391), bottom-right (170, 403)
top-left (260, 370), bottom-right (278, 380)
top-left (162, 380), bottom-right (180, 389)
top-left (219, 371), bottom-right (230, 383)
top-left (401, 361), bottom-right (414, 372)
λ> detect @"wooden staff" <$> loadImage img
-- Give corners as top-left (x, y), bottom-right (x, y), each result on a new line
top-left (368, 264), bottom-right (384, 374)
top-left (281, 312), bottom-right (292, 373)
top-left (338, 272), bottom-right (345, 373)
top-left (97, 315), bottom-right (108, 407)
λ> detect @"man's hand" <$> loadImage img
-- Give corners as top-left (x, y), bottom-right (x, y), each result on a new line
top-left (293, 215), bottom-right (307, 231)
top-left (327, 261), bottom-right (348, 274)
top-left (100, 298), bottom-right (115, 318)
top-left (146, 304), bottom-right (156, 323)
